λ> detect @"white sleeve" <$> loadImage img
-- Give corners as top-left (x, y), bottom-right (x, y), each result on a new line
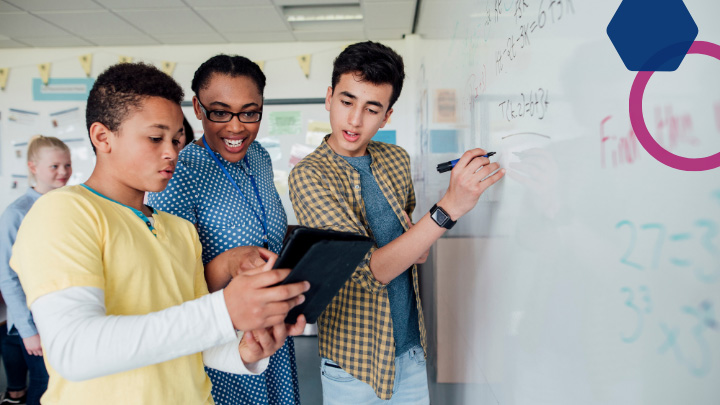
top-left (31, 286), bottom-right (268, 381)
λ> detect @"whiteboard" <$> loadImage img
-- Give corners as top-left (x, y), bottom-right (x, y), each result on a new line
top-left (414, 1), bottom-right (720, 404)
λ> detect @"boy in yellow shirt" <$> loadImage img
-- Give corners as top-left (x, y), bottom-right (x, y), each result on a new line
top-left (10, 62), bottom-right (309, 404)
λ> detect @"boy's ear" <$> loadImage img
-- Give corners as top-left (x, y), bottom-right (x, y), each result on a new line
top-left (380, 107), bottom-right (393, 129)
top-left (192, 96), bottom-right (203, 121)
top-left (325, 86), bottom-right (333, 112)
top-left (89, 122), bottom-right (113, 153)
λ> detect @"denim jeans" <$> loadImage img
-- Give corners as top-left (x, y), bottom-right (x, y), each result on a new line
top-left (320, 345), bottom-right (429, 404)
top-left (1, 326), bottom-right (27, 392)
top-left (1, 327), bottom-right (49, 405)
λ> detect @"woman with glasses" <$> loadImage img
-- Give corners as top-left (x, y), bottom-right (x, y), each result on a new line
top-left (148, 55), bottom-right (300, 405)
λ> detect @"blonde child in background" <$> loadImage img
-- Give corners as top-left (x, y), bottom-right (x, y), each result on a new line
top-left (0, 136), bottom-right (72, 405)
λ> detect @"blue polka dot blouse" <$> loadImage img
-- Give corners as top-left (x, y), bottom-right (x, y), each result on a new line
top-left (148, 140), bottom-right (300, 405)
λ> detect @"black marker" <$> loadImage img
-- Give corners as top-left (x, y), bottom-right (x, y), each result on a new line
top-left (436, 152), bottom-right (496, 173)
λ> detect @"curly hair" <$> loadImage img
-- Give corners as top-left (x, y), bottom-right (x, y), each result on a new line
top-left (86, 62), bottom-right (184, 151)
top-left (191, 54), bottom-right (266, 96)
top-left (331, 41), bottom-right (405, 109)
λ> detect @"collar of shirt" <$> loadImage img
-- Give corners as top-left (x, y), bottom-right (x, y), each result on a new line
top-left (26, 187), bottom-right (43, 200)
top-left (318, 134), bottom-right (384, 174)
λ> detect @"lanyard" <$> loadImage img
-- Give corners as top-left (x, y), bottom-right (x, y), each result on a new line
top-left (202, 137), bottom-right (269, 249)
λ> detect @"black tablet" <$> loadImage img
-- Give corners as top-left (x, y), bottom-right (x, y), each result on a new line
top-left (273, 227), bottom-right (374, 324)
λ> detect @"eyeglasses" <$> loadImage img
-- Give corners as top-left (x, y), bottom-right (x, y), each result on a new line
top-left (196, 98), bottom-right (262, 123)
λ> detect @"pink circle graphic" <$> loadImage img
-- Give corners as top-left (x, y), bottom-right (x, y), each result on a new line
top-left (629, 41), bottom-right (720, 171)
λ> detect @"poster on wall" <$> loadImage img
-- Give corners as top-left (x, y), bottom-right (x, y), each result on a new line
top-left (373, 130), bottom-right (396, 145)
top-left (268, 111), bottom-right (302, 136)
top-left (32, 78), bottom-right (94, 101)
top-left (434, 89), bottom-right (457, 123)
top-left (8, 108), bottom-right (42, 182)
top-left (305, 120), bottom-right (331, 146)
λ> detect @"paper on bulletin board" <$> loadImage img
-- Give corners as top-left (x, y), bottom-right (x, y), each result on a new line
top-left (306, 120), bottom-right (331, 146)
top-left (268, 111), bottom-right (302, 136)
top-left (434, 89), bottom-right (457, 123)
top-left (373, 130), bottom-right (396, 145)
top-left (430, 129), bottom-right (459, 154)
top-left (257, 137), bottom-right (282, 162)
top-left (289, 143), bottom-right (315, 168)
top-left (8, 108), bottom-right (41, 181)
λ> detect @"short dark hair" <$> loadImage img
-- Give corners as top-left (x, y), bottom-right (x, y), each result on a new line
top-left (86, 62), bottom-right (184, 151)
top-left (331, 41), bottom-right (405, 109)
top-left (191, 54), bottom-right (266, 96)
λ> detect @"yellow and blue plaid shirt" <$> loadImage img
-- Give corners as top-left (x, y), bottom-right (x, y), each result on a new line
top-left (288, 136), bottom-right (427, 400)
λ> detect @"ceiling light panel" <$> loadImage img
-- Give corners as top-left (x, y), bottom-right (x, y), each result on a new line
top-left (284, 4), bottom-right (362, 23)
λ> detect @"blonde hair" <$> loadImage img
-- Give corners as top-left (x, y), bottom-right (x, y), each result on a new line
top-left (27, 135), bottom-right (71, 183)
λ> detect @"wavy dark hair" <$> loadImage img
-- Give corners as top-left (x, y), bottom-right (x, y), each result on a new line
top-left (331, 41), bottom-right (405, 109)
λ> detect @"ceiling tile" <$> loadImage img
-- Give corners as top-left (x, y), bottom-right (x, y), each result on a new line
top-left (416, 0), bottom-right (471, 30)
top-left (114, 9), bottom-right (215, 35)
top-left (90, 35), bottom-right (160, 46)
top-left (35, 10), bottom-right (146, 37)
top-left (222, 31), bottom-right (295, 43)
top-left (363, 1), bottom-right (414, 29)
top-left (187, 0), bottom-right (271, 6)
top-left (0, 12), bottom-right (71, 38)
top-left (274, 0), bottom-right (358, 5)
top-left (154, 32), bottom-right (228, 45)
top-left (194, 6), bottom-right (288, 32)
top-left (290, 20), bottom-right (363, 32)
top-left (95, 0), bottom-right (186, 9)
top-left (293, 29), bottom-right (365, 42)
top-left (4, 0), bottom-right (103, 12)
top-left (0, 1), bottom-right (21, 12)
top-left (0, 38), bottom-right (27, 48)
top-left (17, 36), bottom-right (93, 47)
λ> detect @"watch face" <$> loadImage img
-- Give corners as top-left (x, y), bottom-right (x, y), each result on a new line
top-left (431, 206), bottom-right (448, 226)
top-left (431, 204), bottom-right (455, 229)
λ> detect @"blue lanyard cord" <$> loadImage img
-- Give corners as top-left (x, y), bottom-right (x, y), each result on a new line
top-left (202, 137), bottom-right (269, 248)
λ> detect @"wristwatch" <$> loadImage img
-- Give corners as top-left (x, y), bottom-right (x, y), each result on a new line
top-left (430, 204), bottom-right (456, 229)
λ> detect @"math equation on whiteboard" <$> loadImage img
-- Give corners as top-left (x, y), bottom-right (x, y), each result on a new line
top-left (615, 191), bottom-right (719, 378)
top-left (498, 88), bottom-right (550, 121)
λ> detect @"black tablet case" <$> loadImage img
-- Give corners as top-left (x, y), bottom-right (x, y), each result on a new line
top-left (274, 227), bottom-right (374, 324)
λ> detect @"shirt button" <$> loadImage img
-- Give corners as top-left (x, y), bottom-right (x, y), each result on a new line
top-left (354, 185), bottom-right (360, 190)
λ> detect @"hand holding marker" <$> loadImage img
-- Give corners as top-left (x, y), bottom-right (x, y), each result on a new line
top-left (437, 152), bottom-right (496, 173)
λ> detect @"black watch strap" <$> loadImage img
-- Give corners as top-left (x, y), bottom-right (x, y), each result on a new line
top-left (430, 204), bottom-right (456, 229)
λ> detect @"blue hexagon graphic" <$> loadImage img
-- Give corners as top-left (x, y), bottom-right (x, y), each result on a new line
top-left (607, 0), bottom-right (698, 71)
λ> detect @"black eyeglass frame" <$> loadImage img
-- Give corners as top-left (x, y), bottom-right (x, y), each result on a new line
top-left (196, 98), bottom-right (263, 123)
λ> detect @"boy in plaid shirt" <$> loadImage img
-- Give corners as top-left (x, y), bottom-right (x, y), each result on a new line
top-left (289, 41), bottom-right (505, 403)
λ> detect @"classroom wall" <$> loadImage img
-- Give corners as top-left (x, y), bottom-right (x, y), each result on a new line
top-left (0, 38), bottom-right (416, 212)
